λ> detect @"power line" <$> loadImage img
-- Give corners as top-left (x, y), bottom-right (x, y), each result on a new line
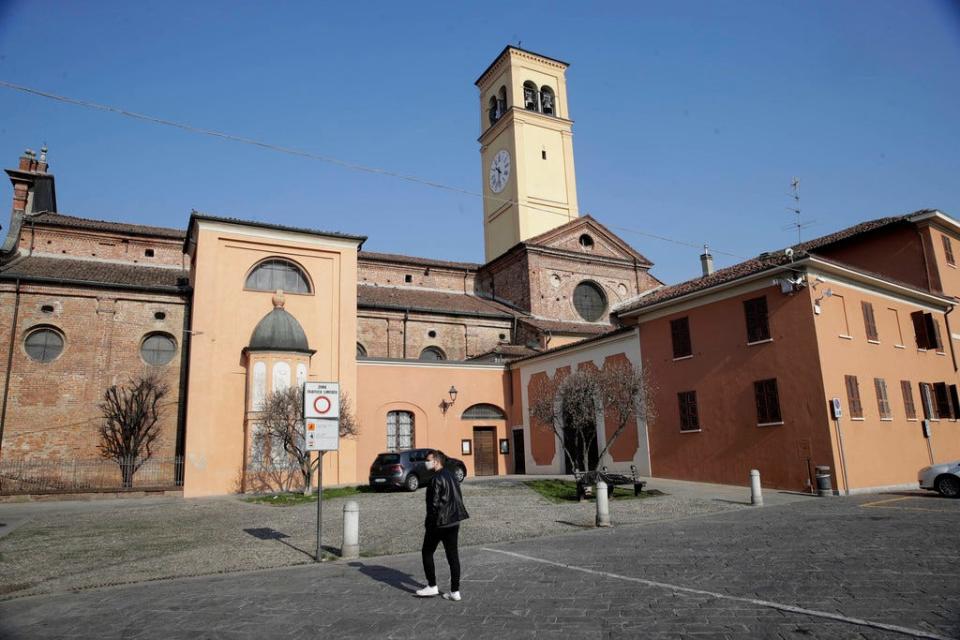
top-left (0, 79), bottom-right (749, 262)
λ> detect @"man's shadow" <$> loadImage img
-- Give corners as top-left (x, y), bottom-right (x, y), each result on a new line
top-left (348, 562), bottom-right (422, 594)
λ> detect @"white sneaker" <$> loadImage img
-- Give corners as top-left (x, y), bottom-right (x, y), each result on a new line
top-left (442, 591), bottom-right (461, 602)
top-left (415, 585), bottom-right (439, 597)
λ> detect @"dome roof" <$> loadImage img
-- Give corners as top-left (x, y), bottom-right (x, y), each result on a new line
top-left (247, 291), bottom-right (313, 354)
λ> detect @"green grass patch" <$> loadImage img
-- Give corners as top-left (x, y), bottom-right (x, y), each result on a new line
top-left (524, 479), bottom-right (663, 504)
top-left (244, 485), bottom-right (373, 506)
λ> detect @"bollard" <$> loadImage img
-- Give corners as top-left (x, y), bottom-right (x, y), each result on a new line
top-left (595, 480), bottom-right (611, 527)
top-left (750, 469), bottom-right (763, 506)
top-left (342, 500), bottom-right (359, 559)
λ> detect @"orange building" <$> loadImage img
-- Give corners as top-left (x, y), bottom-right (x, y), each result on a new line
top-left (612, 212), bottom-right (960, 493)
top-left (1, 48), bottom-right (958, 498)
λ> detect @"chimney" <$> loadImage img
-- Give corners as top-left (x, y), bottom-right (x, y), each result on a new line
top-left (700, 245), bottom-right (714, 277)
top-left (3, 145), bottom-right (57, 255)
top-left (7, 146), bottom-right (55, 215)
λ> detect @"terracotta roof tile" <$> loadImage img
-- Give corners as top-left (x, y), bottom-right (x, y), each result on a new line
top-left (467, 344), bottom-right (540, 362)
top-left (0, 256), bottom-right (189, 291)
top-left (519, 317), bottom-right (612, 335)
top-left (359, 251), bottom-right (480, 271)
top-left (357, 285), bottom-right (515, 318)
top-left (28, 212), bottom-right (186, 240)
top-left (615, 211), bottom-right (938, 316)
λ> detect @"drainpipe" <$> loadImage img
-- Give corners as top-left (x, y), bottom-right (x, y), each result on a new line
top-left (402, 309), bottom-right (409, 359)
top-left (945, 305), bottom-right (958, 372)
top-left (0, 278), bottom-right (22, 458)
top-left (174, 294), bottom-right (193, 482)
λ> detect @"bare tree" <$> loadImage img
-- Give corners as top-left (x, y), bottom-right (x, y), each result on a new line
top-left (98, 374), bottom-right (169, 488)
top-left (529, 361), bottom-right (654, 474)
top-left (256, 386), bottom-right (360, 493)
top-left (595, 360), bottom-right (655, 464)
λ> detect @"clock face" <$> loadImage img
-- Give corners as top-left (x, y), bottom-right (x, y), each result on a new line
top-left (489, 149), bottom-right (511, 194)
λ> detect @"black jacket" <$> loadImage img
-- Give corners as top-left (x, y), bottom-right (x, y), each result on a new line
top-left (425, 468), bottom-right (469, 528)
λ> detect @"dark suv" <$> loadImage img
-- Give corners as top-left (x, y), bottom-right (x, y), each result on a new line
top-left (369, 448), bottom-right (468, 491)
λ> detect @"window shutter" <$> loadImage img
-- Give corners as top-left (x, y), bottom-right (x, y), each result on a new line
top-left (671, 317), bottom-right (692, 358)
top-left (744, 297), bottom-right (770, 343)
top-left (754, 379), bottom-right (781, 424)
top-left (919, 383), bottom-right (937, 419)
top-left (677, 391), bottom-right (699, 431)
top-left (929, 317), bottom-right (944, 352)
top-left (900, 380), bottom-right (916, 420)
top-left (943, 235), bottom-right (956, 266)
top-left (951, 385), bottom-right (960, 420)
top-left (934, 383), bottom-right (952, 419)
top-left (874, 378), bottom-right (890, 419)
top-left (861, 302), bottom-right (878, 341)
top-left (845, 375), bottom-right (863, 418)
top-left (911, 311), bottom-right (929, 349)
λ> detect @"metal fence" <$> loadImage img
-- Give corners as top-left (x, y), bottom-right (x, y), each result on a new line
top-left (0, 456), bottom-right (184, 495)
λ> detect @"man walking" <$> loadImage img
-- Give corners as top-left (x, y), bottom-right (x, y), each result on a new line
top-left (415, 449), bottom-right (469, 601)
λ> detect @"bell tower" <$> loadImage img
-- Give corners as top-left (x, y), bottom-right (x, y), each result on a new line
top-left (476, 46), bottom-right (580, 262)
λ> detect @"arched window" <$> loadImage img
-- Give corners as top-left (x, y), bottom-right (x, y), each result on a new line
top-left (461, 403), bottom-right (507, 420)
top-left (140, 332), bottom-right (177, 366)
top-left (573, 281), bottom-right (608, 322)
top-left (357, 342), bottom-right (368, 358)
top-left (272, 361), bottom-right (291, 391)
top-left (488, 96), bottom-right (499, 125)
top-left (245, 259), bottom-right (311, 294)
top-left (386, 410), bottom-right (414, 451)
top-left (419, 346), bottom-right (446, 361)
top-left (523, 81), bottom-right (539, 111)
top-left (24, 326), bottom-right (64, 363)
top-left (540, 86), bottom-right (555, 115)
top-left (497, 85), bottom-right (507, 114)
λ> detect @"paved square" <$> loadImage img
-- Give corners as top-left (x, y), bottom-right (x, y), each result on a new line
top-left (0, 491), bottom-right (957, 639)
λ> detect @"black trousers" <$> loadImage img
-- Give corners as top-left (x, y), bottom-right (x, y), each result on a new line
top-left (422, 524), bottom-right (460, 591)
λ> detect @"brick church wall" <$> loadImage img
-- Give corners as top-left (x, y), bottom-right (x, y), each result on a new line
top-left (20, 226), bottom-right (186, 268)
top-left (0, 283), bottom-right (186, 461)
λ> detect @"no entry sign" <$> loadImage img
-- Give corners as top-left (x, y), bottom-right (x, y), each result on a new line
top-left (304, 382), bottom-right (340, 419)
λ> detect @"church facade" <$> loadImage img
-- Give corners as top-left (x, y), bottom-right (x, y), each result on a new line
top-left (2, 46), bottom-right (959, 497)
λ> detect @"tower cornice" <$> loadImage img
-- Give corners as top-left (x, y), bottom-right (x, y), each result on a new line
top-left (475, 45), bottom-right (569, 88)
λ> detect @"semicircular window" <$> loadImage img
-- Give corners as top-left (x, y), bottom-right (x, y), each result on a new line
top-left (141, 333), bottom-right (178, 366)
top-left (461, 403), bottom-right (506, 420)
top-left (245, 259), bottom-right (311, 294)
top-left (24, 326), bottom-right (64, 363)
top-left (573, 281), bottom-right (607, 322)
top-left (419, 346), bottom-right (446, 361)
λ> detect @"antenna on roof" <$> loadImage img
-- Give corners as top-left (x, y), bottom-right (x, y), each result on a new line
top-left (783, 177), bottom-right (815, 243)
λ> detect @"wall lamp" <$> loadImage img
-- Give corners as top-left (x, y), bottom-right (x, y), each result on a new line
top-left (440, 385), bottom-right (458, 414)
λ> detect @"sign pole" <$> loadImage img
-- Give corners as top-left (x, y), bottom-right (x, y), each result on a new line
top-left (316, 451), bottom-right (324, 562)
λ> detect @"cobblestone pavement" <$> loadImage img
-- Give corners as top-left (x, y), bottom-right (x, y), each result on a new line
top-left (0, 492), bottom-right (956, 639)
top-left (0, 476), bottom-right (784, 599)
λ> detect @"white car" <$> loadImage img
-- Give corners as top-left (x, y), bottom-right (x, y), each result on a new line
top-left (918, 460), bottom-right (960, 498)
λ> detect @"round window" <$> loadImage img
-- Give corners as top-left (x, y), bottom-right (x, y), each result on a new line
top-left (141, 333), bottom-right (177, 366)
top-left (24, 327), bottom-right (64, 363)
top-left (573, 281), bottom-right (607, 322)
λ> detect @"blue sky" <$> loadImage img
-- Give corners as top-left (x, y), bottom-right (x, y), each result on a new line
top-left (0, 1), bottom-right (958, 284)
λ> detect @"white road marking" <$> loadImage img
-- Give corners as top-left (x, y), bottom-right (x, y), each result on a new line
top-left (482, 547), bottom-right (952, 640)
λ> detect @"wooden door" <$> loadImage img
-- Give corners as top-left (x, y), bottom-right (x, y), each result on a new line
top-left (512, 429), bottom-right (526, 475)
top-left (473, 427), bottom-right (497, 476)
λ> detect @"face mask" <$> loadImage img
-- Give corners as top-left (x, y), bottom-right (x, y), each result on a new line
top-left (424, 460), bottom-right (434, 470)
